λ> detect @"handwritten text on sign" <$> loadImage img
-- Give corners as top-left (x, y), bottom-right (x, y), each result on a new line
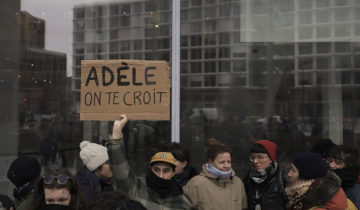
top-left (80, 60), bottom-right (170, 121)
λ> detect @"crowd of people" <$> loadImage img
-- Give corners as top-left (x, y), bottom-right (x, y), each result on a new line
top-left (1, 114), bottom-right (360, 210)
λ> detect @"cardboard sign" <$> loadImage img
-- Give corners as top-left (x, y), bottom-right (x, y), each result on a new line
top-left (80, 60), bottom-right (170, 121)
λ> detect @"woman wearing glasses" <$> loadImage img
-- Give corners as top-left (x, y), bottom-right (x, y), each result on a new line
top-left (29, 168), bottom-right (86, 210)
top-left (243, 140), bottom-right (287, 210)
top-left (183, 142), bottom-right (248, 210)
top-left (327, 145), bottom-right (360, 209)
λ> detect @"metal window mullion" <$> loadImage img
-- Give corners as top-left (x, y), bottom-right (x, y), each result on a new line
top-left (171, 0), bottom-right (181, 143)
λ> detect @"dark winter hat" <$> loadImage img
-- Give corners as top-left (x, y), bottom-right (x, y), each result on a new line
top-left (7, 156), bottom-right (41, 187)
top-left (253, 140), bottom-right (277, 161)
top-left (0, 194), bottom-right (15, 209)
top-left (292, 152), bottom-right (328, 180)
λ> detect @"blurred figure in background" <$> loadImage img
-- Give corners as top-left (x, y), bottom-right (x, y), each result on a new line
top-left (327, 145), bottom-right (360, 208)
top-left (161, 142), bottom-right (198, 187)
top-left (7, 156), bottom-right (41, 210)
top-left (243, 140), bottom-right (286, 210)
top-left (76, 141), bottom-right (113, 207)
top-left (311, 138), bottom-right (336, 159)
top-left (184, 143), bottom-right (247, 210)
top-left (29, 168), bottom-right (85, 210)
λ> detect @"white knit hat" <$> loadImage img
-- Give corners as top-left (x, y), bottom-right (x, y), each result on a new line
top-left (79, 141), bottom-right (109, 171)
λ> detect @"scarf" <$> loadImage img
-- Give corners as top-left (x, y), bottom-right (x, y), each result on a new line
top-left (146, 170), bottom-right (183, 198)
top-left (333, 167), bottom-right (359, 190)
top-left (206, 163), bottom-right (232, 178)
top-left (174, 165), bottom-right (197, 187)
top-left (249, 161), bottom-right (278, 184)
top-left (285, 179), bottom-right (314, 209)
top-left (39, 204), bottom-right (73, 210)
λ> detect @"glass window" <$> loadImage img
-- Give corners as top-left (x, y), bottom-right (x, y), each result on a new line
top-left (4, 0), bottom-right (360, 194)
top-left (218, 61), bottom-right (230, 72)
top-left (335, 25), bottom-right (350, 37)
top-left (219, 33), bottom-right (230, 45)
top-left (191, 0), bottom-right (202, 6)
top-left (316, 25), bottom-right (331, 38)
top-left (191, 35), bottom-right (202, 46)
top-left (315, 10), bottom-right (331, 23)
top-left (316, 0), bottom-right (331, 8)
top-left (191, 22), bottom-right (202, 33)
top-left (298, 11), bottom-right (313, 24)
top-left (316, 56), bottom-right (331, 69)
top-left (204, 6), bottom-right (217, 19)
top-left (204, 34), bottom-right (216, 45)
top-left (133, 40), bottom-right (143, 51)
top-left (298, 72), bottom-right (313, 85)
top-left (191, 62), bottom-right (202, 73)
top-left (335, 8), bottom-right (350, 22)
top-left (218, 47), bottom-right (230, 58)
top-left (204, 75), bottom-right (216, 87)
top-left (299, 43), bottom-right (313, 55)
top-left (233, 60), bottom-right (246, 72)
top-left (219, 4), bottom-right (231, 17)
top-left (299, 26), bottom-right (313, 40)
top-left (204, 61), bottom-right (216, 73)
top-left (298, 0), bottom-right (313, 9)
top-left (299, 57), bottom-right (313, 70)
top-left (191, 8), bottom-right (202, 20)
top-left (204, 48), bottom-right (216, 59)
top-left (335, 42), bottom-right (350, 53)
top-left (191, 49), bottom-right (202, 59)
top-left (316, 42), bottom-right (331, 54)
top-left (335, 56), bottom-right (351, 69)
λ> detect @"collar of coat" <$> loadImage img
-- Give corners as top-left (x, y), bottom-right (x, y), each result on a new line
top-left (297, 170), bottom-right (341, 209)
top-left (200, 164), bottom-right (235, 187)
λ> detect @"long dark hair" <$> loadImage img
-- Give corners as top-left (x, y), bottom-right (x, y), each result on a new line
top-left (29, 168), bottom-right (85, 210)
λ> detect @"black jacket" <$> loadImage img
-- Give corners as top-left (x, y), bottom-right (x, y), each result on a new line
top-left (243, 168), bottom-right (286, 210)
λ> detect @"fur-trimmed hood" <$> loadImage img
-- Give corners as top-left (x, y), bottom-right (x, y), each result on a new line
top-left (300, 170), bottom-right (342, 209)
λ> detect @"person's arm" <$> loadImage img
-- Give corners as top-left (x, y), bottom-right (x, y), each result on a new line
top-left (108, 114), bottom-right (138, 197)
top-left (183, 178), bottom-right (200, 208)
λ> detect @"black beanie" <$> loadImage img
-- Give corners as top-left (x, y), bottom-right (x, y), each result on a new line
top-left (293, 152), bottom-right (328, 180)
top-left (0, 194), bottom-right (15, 209)
top-left (7, 156), bottom-right (41, 187)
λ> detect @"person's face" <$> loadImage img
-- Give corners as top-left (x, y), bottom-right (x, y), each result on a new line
top-left (250, 153), bottom-right (272, 170)
top-left (174, 159), bottom-right (187, 174)
top-left (95, 161), bottom-right (113, 178)
top-left (288, 164), bottom-right (300, 183)
top-left (44, 188), bottom-right (71, 206)
top-left (209, 152), bottom-right (231, 171)
top-left (151, 162), bottom-right (175, 180)
top-left (327, 158), bottom-right (345, 170)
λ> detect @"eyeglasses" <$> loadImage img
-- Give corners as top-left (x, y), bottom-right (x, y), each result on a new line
top-left (249, 154), bottom-right (269, 162)
top-left (326, 158), bottom-right (344, 165)
top-left (43, 174), bottom-right (70, 185)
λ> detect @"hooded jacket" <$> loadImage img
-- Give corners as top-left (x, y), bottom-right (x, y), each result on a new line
top-left (183, 164), bottom-right (247, 210)
top-left (288, 171), bottom-right (348, 210)
top-left (108, 139), bottom-right (193, 210)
